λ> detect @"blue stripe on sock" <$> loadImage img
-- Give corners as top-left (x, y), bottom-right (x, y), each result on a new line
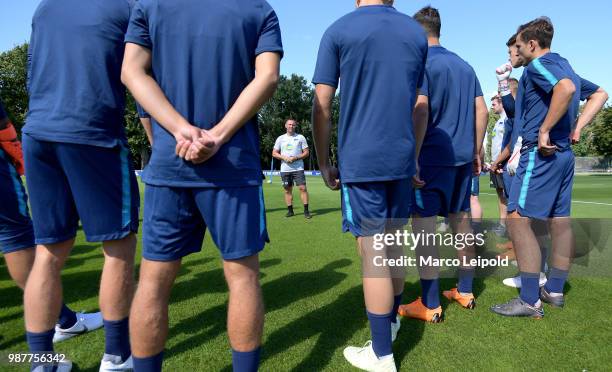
top-left (120, 146), bottom-right (131, 228)
top-left (519, 149), bottom-right (537, 209)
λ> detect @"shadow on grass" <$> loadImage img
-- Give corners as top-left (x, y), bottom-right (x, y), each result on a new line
top-left (166, 259), bottom-right (352, 367)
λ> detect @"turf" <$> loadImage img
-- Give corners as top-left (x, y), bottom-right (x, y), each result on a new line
top-left (1, 175), bottom-right (611, 371)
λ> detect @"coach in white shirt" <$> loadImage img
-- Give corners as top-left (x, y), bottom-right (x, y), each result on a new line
top-left (272, 119), bottom-right (311, 218)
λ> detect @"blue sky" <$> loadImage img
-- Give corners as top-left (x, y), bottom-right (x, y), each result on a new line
top-left (2, 0), bottom-right (610, 101)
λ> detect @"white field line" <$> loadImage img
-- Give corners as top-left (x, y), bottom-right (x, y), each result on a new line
top-left (479, 192), bottom-right (612, 207)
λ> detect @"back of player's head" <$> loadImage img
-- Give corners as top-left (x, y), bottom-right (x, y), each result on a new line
top-left (509, 78), bottom-right (519, 96)
top-left (517, 17), bottom-right (554, 49)
top-left (413, 6), bottom-right (441, 38)
top-left (506, 34), bottom-right (517, 47)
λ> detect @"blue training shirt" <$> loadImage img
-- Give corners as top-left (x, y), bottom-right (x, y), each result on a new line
top-left (312, 5), bottom-right (428, 183)
top-left (518, 52), bottom-right (582, 152)
top-left (125, 0), bottom-right (283, 187)
top-left (23, 0), bottom-right (134, 147)
top-left (418, 46), bottom-right (484, 167)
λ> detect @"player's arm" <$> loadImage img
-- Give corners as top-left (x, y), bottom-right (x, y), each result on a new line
top-left (474, 96), bottom-right (488, 175)
top-left (297, 146), bottom-right (310, 161)
top-left (412, 93), bottom-right (428, 187)
top-left (312, 84), bottom-right (339, 190)
top-left (200, 52), bottom-right (281, 163)
top-left (538, 79), bottom-right (576, 155)
top-left (501, 94), bottom-right (516, 119)
top-left (572, 86), bottom-right (608, 144)
top-left (0, 121), bottom-right (25, 175)
top-left (121, 43), bottom-right (209, 158)
top-left (272, 148), bottom-right (285, 162)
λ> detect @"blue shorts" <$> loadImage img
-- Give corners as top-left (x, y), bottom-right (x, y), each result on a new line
top-left (471, 175), bottom-right (480, 196)
top-left (341, 178), bottom-right (412, 237)
top-left (0, 151), bottom-right (34, 254)
top-left (508, 148), bottom-right (574, 219)
top-left (143, 185), bottom-right (269, 261)
top-left (502, 170), bottom-right (513, 200)
top-left (412, 163), bottom-right (472, 217)
top-left (22, 135), bottom-right (140, 244)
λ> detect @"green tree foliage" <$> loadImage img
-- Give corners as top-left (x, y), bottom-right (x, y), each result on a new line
top-left (0, 43), bottom-right (29, 133)
top-left (590, 106), bottom-right (612, 157)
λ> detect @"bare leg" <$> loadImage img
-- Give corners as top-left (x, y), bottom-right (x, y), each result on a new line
top-left (100, 233), bottom-right (136, 320)
top-left (4, 247), bottom-right (35, 290)
top-left (225, 254), bottom-right (264, 352)
top-left (24, 239), bottom-right (73, 332)
top-left (129, 258), bottom-right (181, 357)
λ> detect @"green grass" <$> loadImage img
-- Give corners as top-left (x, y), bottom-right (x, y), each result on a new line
top-left (1, 175), bottom-right (612, 371)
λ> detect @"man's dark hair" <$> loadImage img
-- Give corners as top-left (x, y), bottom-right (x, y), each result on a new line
top-left (517, 17), bottom-right (554, 49)
top-left (506, 33), bottom-right (517, 47)
top-left (413, 6), bottom-right (441, 38)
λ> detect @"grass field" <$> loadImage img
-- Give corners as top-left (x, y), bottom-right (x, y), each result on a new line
top-left (1, 175), bottom-right (612, 371)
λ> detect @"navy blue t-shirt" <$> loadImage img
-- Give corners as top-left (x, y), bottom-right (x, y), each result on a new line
top-left (125, 0), bottom-right (283, 187)
top-left (312, 5), bottom-right (427, 183)
top-left (501, 94), bottom-right (515, 150)
top-left (418, 46), bottom-right (483, 166)
top-left (24, 0), bottom-right (133, 147)
top-left (518, 53), bottom-right (582, 152)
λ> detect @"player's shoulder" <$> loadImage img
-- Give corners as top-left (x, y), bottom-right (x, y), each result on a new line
top-left (526, 53), bottom-right (567, 75)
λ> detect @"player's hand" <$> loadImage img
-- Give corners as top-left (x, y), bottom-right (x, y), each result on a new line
top-left (507, 137), bottom-right (522, 176)
top-left (570, 128), bottom-right (581, 144)
top-left (496, 63), bottom-right (512, 82)
top-left (412, 164), bottom-right (425, 188)
top-left (320, 166), bottom-right (340, 191)
top-left (538, 130), bottom-right (557, 157)
top-left (186, 129), bottom-right (220, 164)
top-left (174, 124), bottom-right (203, 159)
top-left (472, 155), bottom-right (482, 176)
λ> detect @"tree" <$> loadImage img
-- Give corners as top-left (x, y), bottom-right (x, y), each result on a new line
top-left (0, 43), bottom-right (29, 133)
top-left (125, 94), bottom-right (151, 169)
top-left (590, 106), bottom-right (612, 157)
top-left (259, 74), bottom-right (314, 169)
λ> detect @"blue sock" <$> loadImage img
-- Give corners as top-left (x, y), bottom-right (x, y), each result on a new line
top-left (103, 318), bottom-right (131, 361)
top-left (58, 303), bottom-right (77, 329)
top-left (366, 311), bottom-right (393, 358)
top-left (420, 279), bottom-right (440, 309)
top-left (519, 272), bottom-right (540, 306)
top-left (26, 329), bottom-right (54, 371)
top-left (133, 352), bottom-right (164, 372)
top-left (232, 347), bottom-right (261, 372)
top-left (545, 267), bottom-right (569, 294)
top-left (391, 293), bottom-right (402, 323)
top-left (457, 269), bottom-right (475, 294)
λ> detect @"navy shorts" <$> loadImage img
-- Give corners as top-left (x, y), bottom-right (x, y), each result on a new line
top-left (412, 163), bottom-right (472, 217)
top-left (471, 175), bottom-right (480, 196)
top-left (22, 135), bottom-right (140, 244)
top-left (341, 178), bottom-right (412, 237)
top-left (143, 184), bottom-right (269, 261)
top-left (508, 148), bottom-right (574, 219)
top-left (502, 169), bottom-right (513, 199)
top-left (0, 151), bottom-right (34, 254)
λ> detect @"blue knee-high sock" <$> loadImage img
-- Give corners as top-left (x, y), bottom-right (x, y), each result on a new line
top-left (457, 269), bottom-right (475, 294)
top-left (26, 329), bottom-right (54, 371)
top-left (133, 352), bottom-right (164, 372)
top-left (232, 348), bottom-right (261, 372)
top-left (545, 267), bottom-right (569, 294)
top-left (367, 311), bottom-right (393, 358)
top-left (391, 294), bottom-right (402, 323)
top-left (103, 318), bottom-right (131, 361)
top-left (58, 303), bottom-right (77, 329)
top-left (420, 279), bottom-right (440, 309)
top-left (519, 272), bottom-right (540, 306)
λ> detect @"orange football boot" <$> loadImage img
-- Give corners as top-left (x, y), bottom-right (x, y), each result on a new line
top-left (442, 288), bottom-right (476, 309)
top-left (397, 298), bottom-right (443, 323)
